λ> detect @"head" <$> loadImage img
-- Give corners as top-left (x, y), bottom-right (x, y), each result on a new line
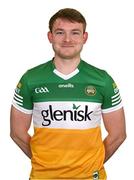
top-left (48, 8), bottom-right (88, 60)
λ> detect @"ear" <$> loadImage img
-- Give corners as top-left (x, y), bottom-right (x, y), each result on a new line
top-left (83, 32), bottom-right (88, 44)
top-left (47, 31), bottom-right (53, 43)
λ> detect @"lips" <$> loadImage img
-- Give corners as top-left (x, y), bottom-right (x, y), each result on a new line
top-left (61, 45), bottom-right (74, 47)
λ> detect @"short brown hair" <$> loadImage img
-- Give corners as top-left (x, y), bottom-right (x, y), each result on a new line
top-left (49, 8), bottom-right (87, 32)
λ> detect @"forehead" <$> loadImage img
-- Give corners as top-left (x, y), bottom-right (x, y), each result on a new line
top-left (52, 18), bottom-right (84, 31)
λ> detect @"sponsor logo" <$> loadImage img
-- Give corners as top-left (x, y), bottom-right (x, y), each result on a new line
top-left (85, 86), bottom-right (96, 96)
top-left (35, 87), bottom-right (49, 94)
top-left (73, 104), bottom-right (81, 110)
top-left (41, 104), bottom-right (93, 126)
top-left (93, 171), bottom-right (99, 180)
top-left (58, 83), bottom-right (74, 88)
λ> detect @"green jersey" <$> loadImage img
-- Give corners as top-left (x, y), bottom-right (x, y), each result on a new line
top-left (12, 60), bottom-right (122, 179)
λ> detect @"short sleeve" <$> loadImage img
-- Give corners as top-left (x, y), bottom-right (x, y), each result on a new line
top-left (12, 71), bottom-right (33, 114)
top-left (101, 71), bottom-right (123, 113)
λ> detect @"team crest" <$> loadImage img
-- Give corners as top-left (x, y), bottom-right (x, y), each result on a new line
top-left (85, 86), bottom-right (96, 96)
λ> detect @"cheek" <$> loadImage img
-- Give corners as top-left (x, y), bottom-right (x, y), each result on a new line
top-left (72, 36), bottom-right (85, 43)
top-left (53, 37), bottom-right (63, 44)
top-left (74, 39), bottom-right (84, 45)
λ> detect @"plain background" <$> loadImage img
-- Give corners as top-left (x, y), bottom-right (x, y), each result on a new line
top-left (0, 0), bottom-right (133, 179)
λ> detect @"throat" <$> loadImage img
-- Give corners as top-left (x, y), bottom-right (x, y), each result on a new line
top-left (53, 58), bottom-right (81, 75)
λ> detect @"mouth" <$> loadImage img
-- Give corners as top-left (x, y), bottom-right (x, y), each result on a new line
top-left (61, 45), bottom-right (74, 48)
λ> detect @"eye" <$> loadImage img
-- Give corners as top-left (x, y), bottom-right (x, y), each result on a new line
top-left (72, 31), bottom-right (81, 35)
top-left (73, 32), bottom-right (79, 34)
top-left (55, 31), bottom-right (64, 35)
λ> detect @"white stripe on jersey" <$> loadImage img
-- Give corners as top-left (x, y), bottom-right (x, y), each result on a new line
top-left (13, 99), bottom-right (23, 106)
top-left (14, 96), bottom-right (23, 103)
top-left (102, 101), bottom-right (123, 113)
top-left (12, 101), bottom-right (33, 114)
top-left (14, 91), bottom-right (23, 99)
top-left (112, 99), bottom-right (122, 106)
top-left (111, 92), bottom-right (120, 99)
top-left (112, 95), bottom-right (121, 102)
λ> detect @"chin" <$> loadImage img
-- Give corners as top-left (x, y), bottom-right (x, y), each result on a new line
top-left (59, 54), bottom-right (78, 59)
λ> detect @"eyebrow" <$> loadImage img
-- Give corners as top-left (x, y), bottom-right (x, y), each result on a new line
top-left (54, 28), bottom-right (64, 32)
top-left (54, 28), bottom-right (82, 32)
top-left (71, 29), bottom-right (82, 32)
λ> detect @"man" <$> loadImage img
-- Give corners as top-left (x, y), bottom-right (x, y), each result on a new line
top-left (10, 8), bottom-right (126, 180)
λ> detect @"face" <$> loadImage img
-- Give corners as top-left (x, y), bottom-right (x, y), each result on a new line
top-left (48, 18), bottom-right (88, 60)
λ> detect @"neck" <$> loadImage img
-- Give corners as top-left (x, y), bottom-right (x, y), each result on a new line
top-left (53, 57), bottom-right (81, 75)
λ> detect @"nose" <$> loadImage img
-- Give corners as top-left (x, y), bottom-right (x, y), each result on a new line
top-left (64, 33), bottom-right (71, 42)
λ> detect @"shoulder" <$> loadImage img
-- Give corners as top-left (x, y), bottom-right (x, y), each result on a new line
top-left (28, 60), bottom-right (51, 75)
top-left (81, 60), bottom-right (109, 80)
top-left (23, 60), bottom-right (52, 80)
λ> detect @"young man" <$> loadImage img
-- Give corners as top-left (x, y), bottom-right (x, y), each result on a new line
top-left (10, 8), bottom-right (126, 179)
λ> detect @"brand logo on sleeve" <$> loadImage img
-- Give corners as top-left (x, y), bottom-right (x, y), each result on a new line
top-left (15, 82), bottom-right (22, 94)
top-left (17, 82), bottom-right (22, 88)
top-left (112, 82), bottom-right (119, 94)
top-left (35, 87), bottom-right (49, 94)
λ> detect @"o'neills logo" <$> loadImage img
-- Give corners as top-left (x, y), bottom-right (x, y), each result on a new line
top-left (58, 83), bottom-right (74, 88)
top-left (41, 105), bottom-right (93, 126)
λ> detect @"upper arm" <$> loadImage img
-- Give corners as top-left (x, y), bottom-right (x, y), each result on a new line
top-left (101, 71), bottom-right (126, 138)
top-left (102, 107), bottom-right (126, 138)
top-left (11, 71), bottom-right (33, 136)
top-left (10, 105), bottom-right (32, 136)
